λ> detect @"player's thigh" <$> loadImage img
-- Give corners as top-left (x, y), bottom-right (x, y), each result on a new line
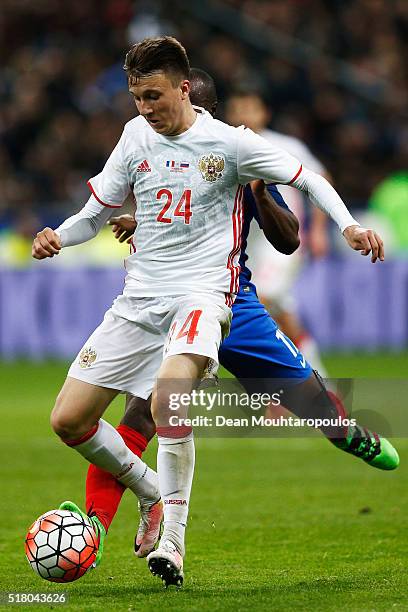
top-left (152, 354), bottom-right (209, 426)
top-left (52, 377), bottom-right (118, 437)
top-left (151, 295), bottom-right (230, 425)
top-left (159, 353), bottom-right (208, 380)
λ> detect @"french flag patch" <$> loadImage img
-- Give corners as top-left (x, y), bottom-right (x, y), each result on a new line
top-left (166, 161), bottom-right (190, 172)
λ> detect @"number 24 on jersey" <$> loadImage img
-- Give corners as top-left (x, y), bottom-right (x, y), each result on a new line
top-left (156, 189), bottom-right (192, 225)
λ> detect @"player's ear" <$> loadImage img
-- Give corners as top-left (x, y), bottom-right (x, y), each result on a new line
top-left (180, 79), bottom-right (190, 100)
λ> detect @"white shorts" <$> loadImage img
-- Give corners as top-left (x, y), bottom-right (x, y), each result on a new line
top-left (68, 293), bottom-right (231, 399)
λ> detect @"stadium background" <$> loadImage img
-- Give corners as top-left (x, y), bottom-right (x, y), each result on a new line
top-left (1, 1), bottom-right (407, 610)
top-left (1, 0), bottom-right (408, 355)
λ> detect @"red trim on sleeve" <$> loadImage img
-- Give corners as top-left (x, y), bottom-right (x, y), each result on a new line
top-left (288, 164), bottom-right (303, 185)
top-left (87, 180), bottom-right (122, 208)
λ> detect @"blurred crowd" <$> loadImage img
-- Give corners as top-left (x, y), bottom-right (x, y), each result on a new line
top-left (1, 0), bottom-right (407, 251)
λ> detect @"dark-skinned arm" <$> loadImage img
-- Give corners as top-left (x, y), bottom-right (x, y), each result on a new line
top-left (250, 180), bottom-right (300, 255)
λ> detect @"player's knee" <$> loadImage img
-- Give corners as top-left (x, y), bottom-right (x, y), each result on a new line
top-left (51, 396), bottom-right (86, 440)
top-left (150, 391), bottom-right (174, 426)
top-left (50, 409), bottom-right (73, 439)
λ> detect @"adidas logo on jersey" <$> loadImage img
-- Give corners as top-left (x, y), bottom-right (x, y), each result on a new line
top-left (136, 160), bottom-right (151, 172)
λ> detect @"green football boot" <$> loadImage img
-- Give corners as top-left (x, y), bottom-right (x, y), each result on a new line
top-left (59, 501), bottom-right (106, 567)
top-left (338, 426), bottom-right (399, 470)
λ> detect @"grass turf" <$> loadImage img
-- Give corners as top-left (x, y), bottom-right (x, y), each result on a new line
top-left (0, 357), bottom-right (407, 611)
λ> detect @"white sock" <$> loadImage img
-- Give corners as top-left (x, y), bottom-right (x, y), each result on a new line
top-left (157, 432), bottom-right (195, 557)
top-left (72, 419), bottom-right (159, 505)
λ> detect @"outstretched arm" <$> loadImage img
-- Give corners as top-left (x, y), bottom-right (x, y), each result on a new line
top-left (238, 128), bottom-right (384, 263)
top-left (292, 167), bottom-right (384, 262)
top-left (32, 195), bottom-right (114, 259)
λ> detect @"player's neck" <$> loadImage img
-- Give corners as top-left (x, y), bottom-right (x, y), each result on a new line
top-left (171, 103), bottom-right (197, 136)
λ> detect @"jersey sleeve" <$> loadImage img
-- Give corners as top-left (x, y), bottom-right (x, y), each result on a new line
top-left (237, 127), bottom-right (302, 186)
top-left (87, 130), bottom-right (130, 208)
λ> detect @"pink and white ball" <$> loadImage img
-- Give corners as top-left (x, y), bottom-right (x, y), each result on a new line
top-left (25, 509), bottom-right (98, 583)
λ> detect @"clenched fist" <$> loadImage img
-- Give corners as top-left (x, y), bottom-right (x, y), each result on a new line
top-left (32, 227), bottom-right (62, 259)
top-left (343, 225), bottom-right (384, 263)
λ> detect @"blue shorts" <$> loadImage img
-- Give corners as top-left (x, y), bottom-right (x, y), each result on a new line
top-left (219, 282), bottom-right (312, 391)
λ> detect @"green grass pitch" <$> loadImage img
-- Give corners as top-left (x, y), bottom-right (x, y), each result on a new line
top-left (1, 355), bottom-right (407, 611)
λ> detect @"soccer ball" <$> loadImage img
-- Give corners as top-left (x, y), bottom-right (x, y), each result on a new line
top-left (25, 509), bottom-right (98, 582)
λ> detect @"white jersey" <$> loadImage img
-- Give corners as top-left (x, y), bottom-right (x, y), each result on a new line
top-left (88, 109), bottom-right (302, 297)
top-left (260, 128), bottom-right (326, 228)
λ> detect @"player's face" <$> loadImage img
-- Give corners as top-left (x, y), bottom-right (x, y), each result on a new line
top-left (225, 95), bottom-right (270, 133)
top-left (129, 72), bottom-right (191, 136)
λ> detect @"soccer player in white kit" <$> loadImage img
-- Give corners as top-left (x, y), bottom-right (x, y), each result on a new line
top-left (32, 37), bottom-right (383, 587)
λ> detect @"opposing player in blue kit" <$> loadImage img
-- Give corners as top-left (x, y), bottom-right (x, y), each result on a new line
top-left (75, 68), bottom-right (398, 573)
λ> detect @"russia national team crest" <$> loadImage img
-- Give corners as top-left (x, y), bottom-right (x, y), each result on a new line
top-left (79, 347), bottom-right (97, 369)
top-left (198, 153), bottom-right (225, 182)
